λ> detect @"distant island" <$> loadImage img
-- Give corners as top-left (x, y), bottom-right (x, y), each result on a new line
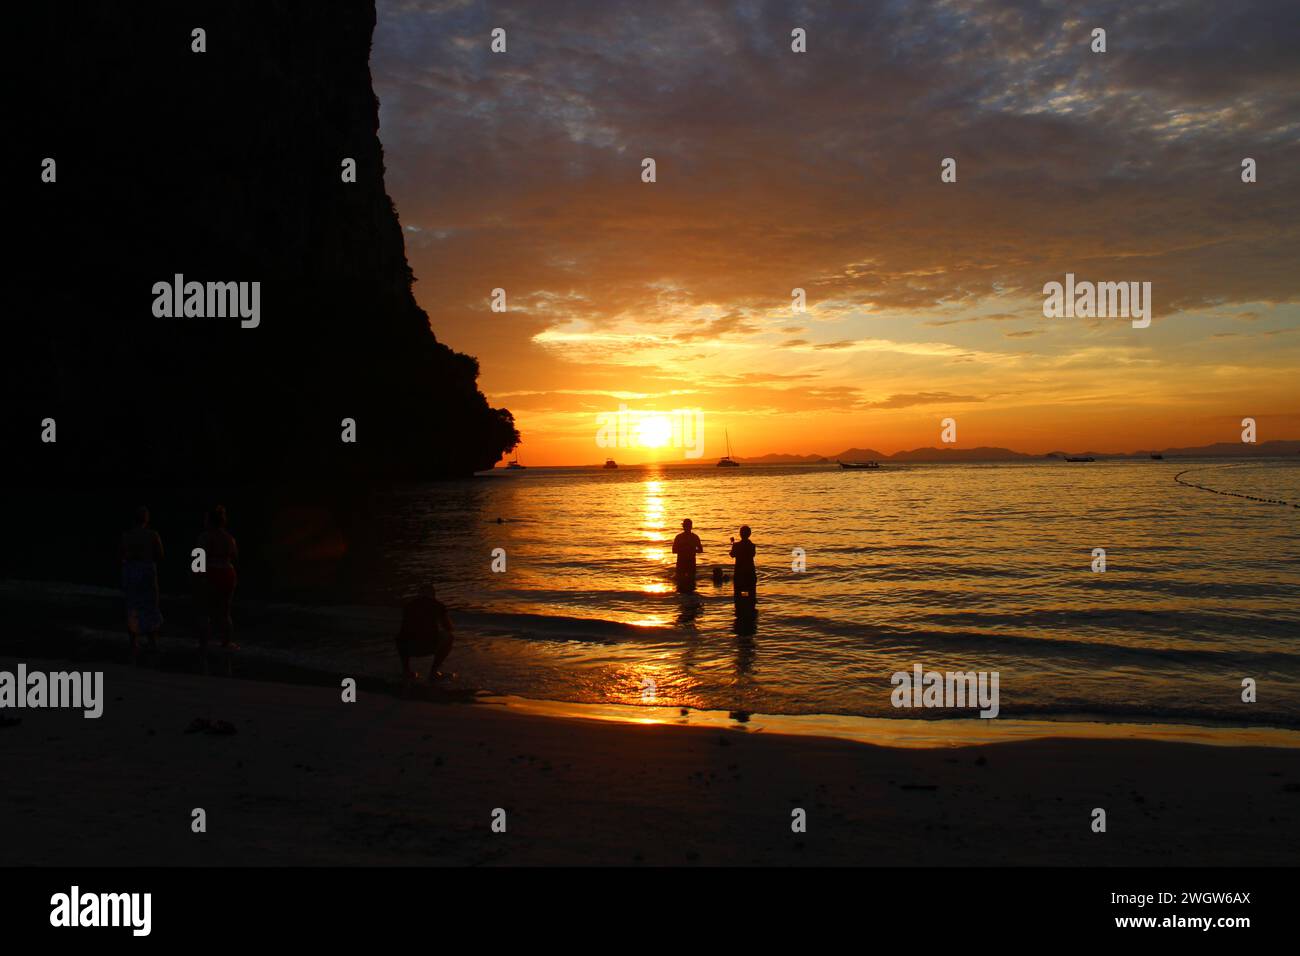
top-left (695, 439), bottom-right (1300, 465)
top-left (564, 439), bottom-right (1294, 465)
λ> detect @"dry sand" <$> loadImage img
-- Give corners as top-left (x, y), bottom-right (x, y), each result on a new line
top-left (3, 655), bottom-right (1299, 866)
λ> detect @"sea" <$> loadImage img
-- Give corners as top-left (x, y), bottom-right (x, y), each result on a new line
top-left (262, 457), bottom-right (1300, 730)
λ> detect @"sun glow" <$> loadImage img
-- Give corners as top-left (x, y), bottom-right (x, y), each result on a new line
top-left (636, 415), bottom-right (674, 448)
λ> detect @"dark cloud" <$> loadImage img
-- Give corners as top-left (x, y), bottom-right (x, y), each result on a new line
top-left (376, 0), bottom-right (1297, 347)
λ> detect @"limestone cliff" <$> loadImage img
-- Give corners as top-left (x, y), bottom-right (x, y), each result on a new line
top-left (12, 0), bottom-right (518, 482)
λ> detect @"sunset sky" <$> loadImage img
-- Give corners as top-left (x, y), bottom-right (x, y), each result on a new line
top-left (373, 0), bottom-right (1300, 466)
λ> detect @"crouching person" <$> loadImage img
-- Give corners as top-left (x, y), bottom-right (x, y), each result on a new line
top-left (397, 584), bottom-right (455, 682)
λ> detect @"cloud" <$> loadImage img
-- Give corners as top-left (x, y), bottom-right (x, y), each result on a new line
top-left (861, 391), bottom-right (984, 409)
top-left (371, 0), bottom-right (1300, 459)
top-left (923, 312), bottom-right (1023, 327)
top-left (376, 0), bottom-right (1300, 339)
top-left (672, 310), bottom-right (761, 342)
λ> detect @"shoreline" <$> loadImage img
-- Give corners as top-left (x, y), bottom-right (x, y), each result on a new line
top-left (4, 577), bottom-right (1299, 747)
top-left (488, 694), bottom-right (1300, 750)
top-left (9, 624), bottom-right (1300, 750)
top-left (4, 652), bottom-right (1300, 865)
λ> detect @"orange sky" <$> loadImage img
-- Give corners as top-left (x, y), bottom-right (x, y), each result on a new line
top-left (374, 1), bottom-right (1300, 466)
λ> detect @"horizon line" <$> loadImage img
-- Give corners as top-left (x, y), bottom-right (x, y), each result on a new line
top-left (492, 438), bottom-right (1300, 469)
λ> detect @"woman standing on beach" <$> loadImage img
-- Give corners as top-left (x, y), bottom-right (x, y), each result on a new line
top-left (120, 506), bottom-right (164, 664)
top-left (196, 505), bottom-right (239, 672)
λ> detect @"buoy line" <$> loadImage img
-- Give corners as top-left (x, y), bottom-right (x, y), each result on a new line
top-left (1174, 468), bottom-right (1299, 508)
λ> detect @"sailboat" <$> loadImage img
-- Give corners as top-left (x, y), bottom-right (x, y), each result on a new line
top-left (717, 429), bottom-right (740, 467)
top-left (505, 456), bottom-right (526, 470)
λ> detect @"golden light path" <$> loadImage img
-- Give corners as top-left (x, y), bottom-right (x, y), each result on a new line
top-left (629, 472), bottom-right (673, 624)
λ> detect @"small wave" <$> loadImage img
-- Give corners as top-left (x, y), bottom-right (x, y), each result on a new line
top-left (772, 613), bottom-right (1300, 666)
top-left (1091, 577), bottom-right (1292, 599)
top-left (457, 609), bottom-right (683, 643)
top-left (984, 700), bottom-right (1300, 730)
top-left (913, 604), bottom-right (1295, 638)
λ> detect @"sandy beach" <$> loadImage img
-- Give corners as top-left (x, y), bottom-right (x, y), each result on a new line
top-left (3, 652), bottom-right (1298, 867)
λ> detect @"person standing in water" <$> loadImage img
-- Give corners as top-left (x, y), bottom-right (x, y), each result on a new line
top-left (196, 505), bottom-right (239, 672)
top-left (671, 518), bottom-right (704, 592)
top-left (120, 506), bottom-right (164, 664)
top-left (730, 525), bottom-right (757, 606)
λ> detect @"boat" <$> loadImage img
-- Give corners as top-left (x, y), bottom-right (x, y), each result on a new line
top-left (505, 457), bottom-right (526, 470)
top-left (603, 458), bottom-right (618, 469)
top-left (838, 460), bottom-right (880, 470)
top-left (1064, 456), bottom-right (1095, 462)
top-left (717, 429), bottom-right (740, 467)
top-left (1150, 453), bottom-right (1164, 460)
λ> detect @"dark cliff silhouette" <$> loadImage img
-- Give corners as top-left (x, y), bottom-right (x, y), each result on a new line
top-left (10, 1), bottom-right (518, 484)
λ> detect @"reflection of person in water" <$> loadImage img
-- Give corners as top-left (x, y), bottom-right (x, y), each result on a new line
top-left (671, 518), bottom-right (704, 592)
top-left (729, 525), bottom-right (757, 606)
top-left (120, 506), bottom-right (164, 664)
top-left (733, 628), bottom-right (757, 668)
top-left (675, 596), bottom-right (703, 628)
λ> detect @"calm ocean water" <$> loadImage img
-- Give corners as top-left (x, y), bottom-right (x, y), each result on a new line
top-left (275, 459), bottom-right (1300, 728)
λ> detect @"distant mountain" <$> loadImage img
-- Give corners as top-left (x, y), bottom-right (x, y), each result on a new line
top-left (831, 448), bottom-right (889, 461)
top-left (737, 452), bottom-right (831, 464)
top-left (739, 446), bottom-right (1034, 463)
top-left (740, 440), bottom-right (1300, 464)
top-left (1157, 440), bottom-right (1300, 458)
top-left (739, 448), bottom-right (887, 463)
top-left (1049, 441), bottom-right (1300, 459)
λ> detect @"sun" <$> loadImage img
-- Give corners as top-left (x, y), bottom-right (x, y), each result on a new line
top-left (636, 414), bottom-right (674, 448)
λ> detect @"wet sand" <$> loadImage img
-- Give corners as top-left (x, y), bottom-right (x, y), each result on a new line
top-left (3, 654), bottom-right (1299, 866)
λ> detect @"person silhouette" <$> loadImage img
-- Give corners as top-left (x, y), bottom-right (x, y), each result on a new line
top-left (671, 518), bottom-right (704, 592)
top-left (729, 525), bottom-right (757, 607)
top-left (120, 506), bottom-right (164, 664)
top-left (398, 584), bottom-right (455, 681)
top-left (196, 505), bottom-right (239, 673)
